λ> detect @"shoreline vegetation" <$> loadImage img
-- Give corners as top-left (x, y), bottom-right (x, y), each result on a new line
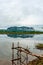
top-left (36, 44), bottom-right (43, 50)
top-left (28, 58), bottom-right (43, 65)
top-left (0, 30), bottom-right (43, 34)
top-left (0, 26), bottom-right (43, 34)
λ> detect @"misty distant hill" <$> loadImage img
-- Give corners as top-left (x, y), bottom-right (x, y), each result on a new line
top-left (7, 26), bottom-right (34, 32)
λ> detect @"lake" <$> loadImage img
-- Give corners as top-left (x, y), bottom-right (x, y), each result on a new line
top-left (0, 34), bottom-right (43, 60)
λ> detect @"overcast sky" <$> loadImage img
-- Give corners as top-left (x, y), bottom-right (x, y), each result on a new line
top-left (0, 0), bottom-right (43, 28)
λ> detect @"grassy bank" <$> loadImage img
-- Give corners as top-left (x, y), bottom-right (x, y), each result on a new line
top-left (36, 44), bottom-right (43, 50)
top-left (28, 58), bottom-right (43, 65)
top-left (0, 30), bottom-right (43, 34)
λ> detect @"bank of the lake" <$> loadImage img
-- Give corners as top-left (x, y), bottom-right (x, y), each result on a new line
top-left (36, 44), bottom-right (43, 50)
top-left (0, 30), bottom-right (43, 34)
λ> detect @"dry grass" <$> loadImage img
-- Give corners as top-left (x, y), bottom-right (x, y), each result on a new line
top-left (36, 44), bottom-right (43, 50)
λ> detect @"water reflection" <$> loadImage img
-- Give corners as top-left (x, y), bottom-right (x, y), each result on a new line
top-left (0, 34), bottom-right (43, 60)
top-left (7, 34), bottom-right (34, 38)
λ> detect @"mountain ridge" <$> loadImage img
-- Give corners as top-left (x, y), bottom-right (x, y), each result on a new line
top-left (7, 26), bottom-right (34, 32)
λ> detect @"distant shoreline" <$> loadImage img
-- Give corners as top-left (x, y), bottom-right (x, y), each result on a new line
top-left (0, 26), bottom-right (43, 34)
top-left (0, 30), bottom-right (43, 34)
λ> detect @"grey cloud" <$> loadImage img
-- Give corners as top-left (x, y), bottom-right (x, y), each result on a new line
top-left (0, 0), bottom-right (43, 28)
top-left (21, 0), bottom-right (43, 16)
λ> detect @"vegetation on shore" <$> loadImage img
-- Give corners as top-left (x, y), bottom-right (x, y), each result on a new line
top-left (36, 44), bottom-right (43, 50)
top-left (28, 58), bottom-right (43, 65)
top-left (0, 30), bottom-right (43, 34)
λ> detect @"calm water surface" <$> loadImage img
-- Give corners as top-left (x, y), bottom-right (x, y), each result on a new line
top-left (0, 34), bottom-right (43, 60)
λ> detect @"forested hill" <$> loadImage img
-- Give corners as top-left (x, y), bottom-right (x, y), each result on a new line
top-left (7, 26), bottom-right (34, 32)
